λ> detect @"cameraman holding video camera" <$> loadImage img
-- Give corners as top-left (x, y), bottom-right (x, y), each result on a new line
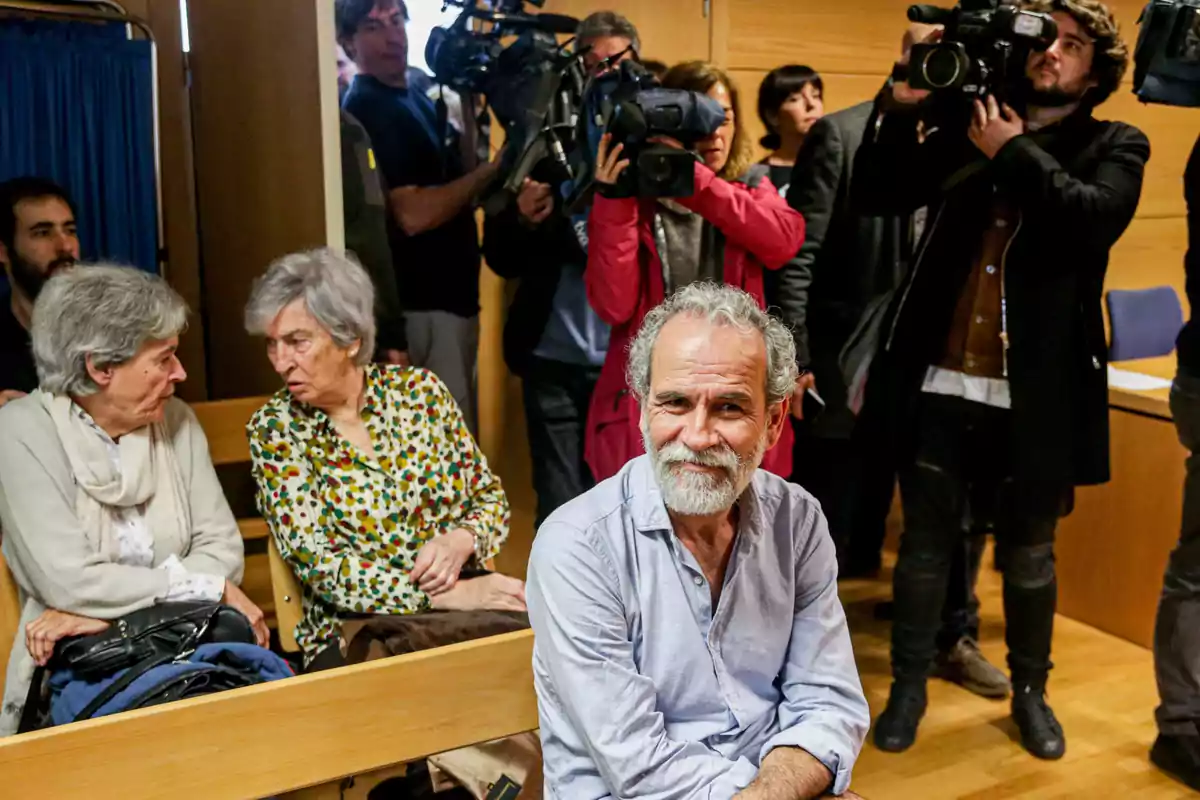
top-left (583, 62), bottom-right (806, 483)
top-left (861, 0), bottom-right (1149, 760)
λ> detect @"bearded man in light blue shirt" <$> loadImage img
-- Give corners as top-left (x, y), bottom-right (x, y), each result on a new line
top-left (526, 283), bottom-right (869, 800)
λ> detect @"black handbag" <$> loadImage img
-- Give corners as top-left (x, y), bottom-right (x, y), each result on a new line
top-left (53, 601), bottom-right (256, 680)
top-left (17, 601), bottom-right (256, 732)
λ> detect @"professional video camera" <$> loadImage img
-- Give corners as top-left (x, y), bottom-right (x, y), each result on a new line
top-left (425, 0), bottom-right (728, 209)
top-left (589, 61), bottom-right (728, 199)
top-left (425, 0), bottom-right (587, 211)
top-left (1133, 0), bottom-right (1200, 107)
top-left (902, 0), bottom-right (1058, 103)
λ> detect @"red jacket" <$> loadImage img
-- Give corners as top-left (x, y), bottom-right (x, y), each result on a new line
top-left (584, 161), bottom-right (806, 482)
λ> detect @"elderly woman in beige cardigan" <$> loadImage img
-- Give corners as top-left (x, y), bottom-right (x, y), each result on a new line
top-left (0, 266), bottom-right (263, 736)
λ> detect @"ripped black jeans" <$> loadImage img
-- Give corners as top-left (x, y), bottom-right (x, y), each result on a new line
top-left (892, 393), bottom-right (1069, 687)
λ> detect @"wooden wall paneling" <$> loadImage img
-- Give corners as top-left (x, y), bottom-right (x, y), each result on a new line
top-left (1057, 408), bottom-right (1186, 647)
top-left (729, 69), bottom-right (888, 163)
top-left (541, 0), bottom-right (713, 65)
top-left (1101, 90), bottom-right (1199, 220)
top-left (726, 0), bottom-right (914, 73)
top-left (1107, 216), bottom-right (1189, 313)
top-left (187, 0), bottom-right (335, 399)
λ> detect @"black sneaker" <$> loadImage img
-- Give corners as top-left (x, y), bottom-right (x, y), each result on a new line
top-left (1012, 683), bottom-right (1065, 760)
top-left (874, 680), bottom-right (927, 753)
top-left (1151, 733), bottom-right (1200, 791)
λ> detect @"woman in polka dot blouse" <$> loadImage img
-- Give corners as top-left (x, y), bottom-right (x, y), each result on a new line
top-left (244, 248), bottom-right (524, 665)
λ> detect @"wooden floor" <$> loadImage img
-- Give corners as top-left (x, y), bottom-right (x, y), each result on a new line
top-left (843, 551), bottom-right (1193, 799)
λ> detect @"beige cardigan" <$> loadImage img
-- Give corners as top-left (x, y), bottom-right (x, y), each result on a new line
top-left (0, 395), bottom-right (244, 735)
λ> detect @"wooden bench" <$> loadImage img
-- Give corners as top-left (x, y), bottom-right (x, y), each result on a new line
top-left (0, 629), bottom-right (538, 798)
top-left (191, 396), bottom-right (303, 650)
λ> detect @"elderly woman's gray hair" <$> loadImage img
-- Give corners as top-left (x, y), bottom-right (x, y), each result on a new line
top-left (576, 10), bottom-right (641, 53)
top-left (31, 265), bottom-right (189, 396)
top-left (627, 282), bottom-right (799, 406)
top-left (244, 248), bottom-right (376, 365)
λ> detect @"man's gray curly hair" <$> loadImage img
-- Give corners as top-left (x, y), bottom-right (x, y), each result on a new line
top-left (626, 282), bottom-right (798, 407)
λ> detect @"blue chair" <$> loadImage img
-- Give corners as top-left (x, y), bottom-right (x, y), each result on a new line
top-left (1106, 286), bottom-right (1184, 362)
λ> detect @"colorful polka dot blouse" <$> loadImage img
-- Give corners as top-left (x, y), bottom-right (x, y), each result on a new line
top-left (247, 365), bottom-right (510, 661)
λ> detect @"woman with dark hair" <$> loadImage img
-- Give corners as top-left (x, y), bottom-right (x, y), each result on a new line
top-left (584, 61), bottom-right (806, 483)
top-left (757, 65), bottom-right (825, 195)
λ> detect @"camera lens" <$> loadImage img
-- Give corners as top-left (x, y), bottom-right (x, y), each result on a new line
top-left (920, 47), bottom-right (964, 89)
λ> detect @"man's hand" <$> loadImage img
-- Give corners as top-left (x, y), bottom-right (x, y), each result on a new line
top-left (595, 133), bottom-right (631, 186)
top-left (26, 610), bottom-right (109, 666)
top-left (791, 372), bottom-right (818, 420)
top-left (890, 24), bottom-right (942, 106)
top-left (411, 528), bottom-right (476, 595)
top-left (969, 95), bottom-right (1025, 159)
top-left (732, 747), bottom-right (833, 800)
top-left (516, 178), bottom-right (554, 226)
top-left (0, 389), bottom-right (26, 410)
top-left (222, 581), bottom-right (270, 647)
top-left (379, 349), bottom-right (411, 368)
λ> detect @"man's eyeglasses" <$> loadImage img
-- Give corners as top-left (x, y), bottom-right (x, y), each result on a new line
top-left (586, 43), bottom-right (638, 76)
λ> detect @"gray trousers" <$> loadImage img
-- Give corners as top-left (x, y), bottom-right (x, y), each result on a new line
top-left (406, 310), bottom-right (479, 436)
top-left (1156, 371), bottom-right (1200, 736)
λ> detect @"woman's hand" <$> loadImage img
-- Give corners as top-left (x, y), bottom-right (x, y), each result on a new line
top-left (25, 610), bottom-right (109, 666)
top-left (411, 528), bottom-right (476, 596)
top-left (430, 573), bottom-right (527, 612)
top-left (222, 581), bottom-right (270, 647)
top-left (594, 133), bottom-right (631, 186)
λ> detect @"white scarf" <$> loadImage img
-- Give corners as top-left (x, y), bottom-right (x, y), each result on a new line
top-left (42, 393), bottom-right (192, 560)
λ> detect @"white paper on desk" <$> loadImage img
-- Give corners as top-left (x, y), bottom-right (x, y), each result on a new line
top-left (1107, 365), bottom-right (1173, 391)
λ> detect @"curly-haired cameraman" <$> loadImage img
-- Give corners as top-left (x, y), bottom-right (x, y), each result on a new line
top-left (858, 0), bottom-right (1150, 760)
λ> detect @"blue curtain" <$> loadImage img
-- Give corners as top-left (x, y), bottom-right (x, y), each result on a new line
top-left (0, 19), bottom-right (157, 273)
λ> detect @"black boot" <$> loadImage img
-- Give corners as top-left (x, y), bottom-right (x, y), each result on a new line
top-left (874, 680), bottom-right (927, 753)
top-left (1151, 733), bottom-right (1200, 790)
top-left (1012, 682), bottom-right (1065, 760)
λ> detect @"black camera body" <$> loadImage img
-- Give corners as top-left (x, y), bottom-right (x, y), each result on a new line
top-left (1133, 0), bottom-right (1200, 106)
top-left (597, 63), bottom-right (728, 199)
top-left (905, 0), bottom-right (1058, 101)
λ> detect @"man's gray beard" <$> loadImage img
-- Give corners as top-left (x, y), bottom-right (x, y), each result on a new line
top-left (643, 428), bottom-right (768, 516)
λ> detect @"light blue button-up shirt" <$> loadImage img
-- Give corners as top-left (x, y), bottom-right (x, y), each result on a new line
top-left (526, 455), bottom-right (869, 800)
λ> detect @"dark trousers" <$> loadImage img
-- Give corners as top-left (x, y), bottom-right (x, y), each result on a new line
top-left (523, 357), bottom-right (601, 529)
top-left (893, 393), bottom-right (1064, 685)
top-left (793, 426), bottom-right (984, 647)
top-left (1156, 372), bottom-right (1200, 736)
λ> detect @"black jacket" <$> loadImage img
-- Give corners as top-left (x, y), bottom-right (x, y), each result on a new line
top-left (1177, 133), bottom-right (1200, 374)
top-left (857, 100), bottom-right (1150, 486)
top-left (482, 194), bottom-right (588, 377)
top-left (341, 112), bottom-right (407, 353)
top-left (769, 100), bottom-right (912, 438)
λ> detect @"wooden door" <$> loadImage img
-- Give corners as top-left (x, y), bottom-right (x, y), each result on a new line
top-left (541, 0), bottom-right (712, 65)
top-left (186, 0), bottom-right (342, 398)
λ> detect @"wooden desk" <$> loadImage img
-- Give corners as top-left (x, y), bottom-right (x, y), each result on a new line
top-left (1056, 355), bottom-right (1185, 648)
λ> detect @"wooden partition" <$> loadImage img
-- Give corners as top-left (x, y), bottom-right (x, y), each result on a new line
top-left (187, 0), bottom-right (343, 400)
top-left (0, 631), bottom-right (537, 799)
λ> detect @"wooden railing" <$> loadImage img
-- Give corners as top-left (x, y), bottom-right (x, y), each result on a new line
top-left (0, 630), bottom-right (538, 798)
